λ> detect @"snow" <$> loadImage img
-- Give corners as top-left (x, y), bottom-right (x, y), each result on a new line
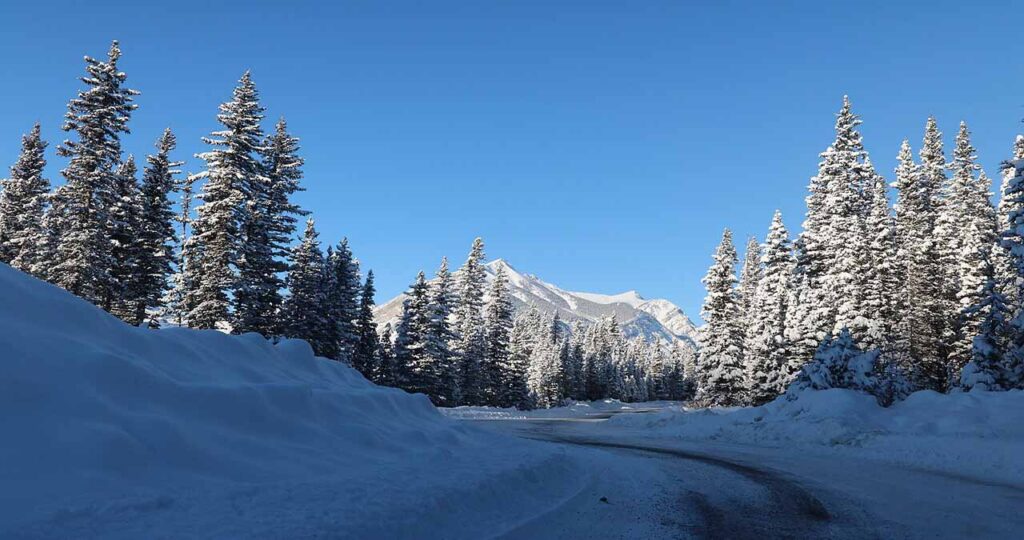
top-left (606, 388), bottom-right (1024, 485)
top-left (443, 399), bottom-right (678, 420)
top-left (0, 263), bottom-right (585, 538)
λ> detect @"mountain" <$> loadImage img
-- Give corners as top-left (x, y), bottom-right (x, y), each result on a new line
top-left (374, 259), bottom-right (698, 349)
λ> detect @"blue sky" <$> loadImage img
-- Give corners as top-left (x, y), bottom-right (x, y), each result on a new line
top-left (1, 1), bottom-right (1022, 318)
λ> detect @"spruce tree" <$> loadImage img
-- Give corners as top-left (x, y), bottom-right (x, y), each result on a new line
top-left (352, 270), bottom-right (380, 378)
top-left (49, 41), bottom-right (138, 308)
top-left (0, 123), bottom-right (50, 275)
top-left (697, 229), bottom-right (745, 406)
top-left (484, 265), bottom-right (514, 406)
top-left (998, 128), bottom-right (1024, 390)
top-left (959, 269), bottom-right (1011, 391)
top-left (745, 211), bottom-right (795, 404)
top-left (376, 323), bottom-right (397, 386)
top-left (393, 272), bottom-right (437, 397)
top-left (424, 257), bottom-right (457, 403)
top-left (108, 156), bottom-right (146, 323)
top-left (163, 174), bottom-right (197, 326)
top-left (453, 238), bottom-right (487, 404)
top-left (327, 239), bottom-right (361, 360)
top-left (187, 72), bottom-right (264, 329)
top-left (737, 235), bottom-right (763, 337)
top-left (281, 219), bottom-right (332, 356)
top-left (135, 129), bottom-right (182, 326)
top-left (861, 163), bottom-right (898, 351)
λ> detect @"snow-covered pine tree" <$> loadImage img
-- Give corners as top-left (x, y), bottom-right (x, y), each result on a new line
top-left (697, 228), bottom-right (746, 406)
top-left (994, 135), bottom-right (1024, 309)
top-left (236, 118), bottom-right (308, 337)
top-left (861, 162), bottom-right (898, 351)
top-left (998, 128), bottom-right (1024, 390)
top-left (327, 238), bottom-right (361, 361)
top-left (506, 307), bottom-right (540, 409)
top-left (107, 156), bottom-right (146, 324)
top-left (787, 328), bottom-right (881, 399)
top-left (281, 219), bottom-right (332, 356)
top-left (737, 235), bottom-right (763, 339)
top-left (483, 264), bottom-right (514, 406)
top-left (453, 238), bottom-right (488, 404)
top-left (376, 323), bottom-right (397, 386)
top-left (891, 137), bottom-right (945, 391)
top-left (424, 257), bottom-right (456, 403)
top-left (135, 129), bottom-right (183, 327)
top-left (187, 72), bottom-right (263, 330)
top-left (0, 123), bottom-right (50, 275)
top-left (49, 41), bottom-right (138, 308)
top-left (393, 271), bottom-right (438, 397)
top-left (744, 211), bottom-right (795, 404)
top-left (162, 174), bottom-right (197, 326)
top-left (352, 270), bottom-right (380, 379)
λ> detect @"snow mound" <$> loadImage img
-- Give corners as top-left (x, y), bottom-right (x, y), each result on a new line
top-left (0, 264), bottom-right (583, 538)
top-left (609, 388), bottom-right (1024, 484)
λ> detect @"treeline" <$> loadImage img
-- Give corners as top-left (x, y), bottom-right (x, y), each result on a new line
top-left (0, 42), bottom-right (378, 368)
top-left (698, 97), bottom-right (1024, 407)
top-left (368, 239), bottom-right (695, 408)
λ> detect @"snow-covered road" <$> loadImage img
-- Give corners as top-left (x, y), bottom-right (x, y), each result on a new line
top-left (464, 408), bottom-right (1024, 539)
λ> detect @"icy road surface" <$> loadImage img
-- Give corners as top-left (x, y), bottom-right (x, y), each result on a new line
top-left (460, 406), bottom-right (1024, 540)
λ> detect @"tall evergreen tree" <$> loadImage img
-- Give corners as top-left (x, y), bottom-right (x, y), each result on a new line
top-left (0, 123), bottom-right (50, 274)
top-left (393, 272), bottom-right (438, 397)
top-left (49, 41), bottom-right (138, 308)
top-left (861, 162), bottom-right (898, 350)
top-left (697, 229), bottom-right (745, 406)
top-left (745, 211), bottom-right (795, 404)
top-left (108, 156), bottom-right (146, 323)
top-left (163, 174), bottom-right (197, 326)
top-left (424, 257), bottom-right (457, 403)
top-left (453, 238), bottom-right (487, 404)
top-left (327, 239), bottom-right (362, 360)
top-left (352, 270), bottom-right (380, 378)
top-left (484, 264), bottom-right (515, 406)
top-left (376, 323), bottom-right (397, 386)
top-left (281, 219), bottom-right (332, 356)
top-left (135, 129), bottom-right (182, 326)
top-left (186, 72), bottom-right (263, 329)
top-left (737, 235), bottom-right (763, 336)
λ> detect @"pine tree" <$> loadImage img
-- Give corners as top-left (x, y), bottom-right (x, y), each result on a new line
top-left (861, 163), bottom-right (898, 351)
top-left (376, 323), bottom-right (397, 386)
top-left (506, 307), bottom-right (539, 408)
top-left (998, 127), bottom-right (1024, 390)
top-left (737, 235), bottom-right (763, 336)
top-left (135, 129), bottom-right (182, 327)
top-left (697, 229), bottom-right (745, 406)
top-left (484, 265), bottom-right (514, 406)
top-left (892, 137), bottom-right (944, 391)
top-left (281, 219), bottom-right (332, 356)
top-left (0, 123), bottom-right (50, 275)
top-left (453, 238), bottom-right (487, 404)
top-left (352, 271), bottom-right (380, 378)
top-left (994, 136), bottom-right (1024, 309)
top-left (788, 329), bottom-right (881, 399)
top-left (49, 41), bottom-right (138, 308)
top-left (327, 239), bottom-right (361, 360)
top-left (424, 257), bottom-right (457, 403)
top-left (187, 72), bottom-right (264, 330)
top-left (959, 270), bottom-right (1011, 391)
top-left (393, 272), bottom-right (438, 397)
top-left (108, 156), bottom-right (146, 323)
top-left (745, 211), bottom-right (795, 404)
top-left (163, 174), bottom-right (197, 326)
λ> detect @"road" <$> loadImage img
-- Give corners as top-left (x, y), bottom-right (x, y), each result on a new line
top-left (466, 408), bottom-right (1024, 540)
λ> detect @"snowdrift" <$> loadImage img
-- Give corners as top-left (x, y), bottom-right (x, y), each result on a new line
top-left (609, 388), bottom-right (1024, 484)
top-left (0, 264), bottom-right (582, 538)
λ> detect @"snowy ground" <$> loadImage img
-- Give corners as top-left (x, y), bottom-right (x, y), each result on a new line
top-left (5, 260), bottom-right (1023, 539)
top-left (0, 264), bottom-right (586, 539)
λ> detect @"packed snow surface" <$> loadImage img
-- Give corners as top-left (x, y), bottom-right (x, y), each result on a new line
top-left (607, 388), bottom-right (1024, 484)
top-left (0, 264), bottom-right (584, 538)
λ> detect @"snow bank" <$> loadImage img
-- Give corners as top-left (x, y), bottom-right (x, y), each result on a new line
top-left (443, 399), bottom-right (679, 420)
top-left (0, 264), bottom-right (584, 538)
top-left (608, 389), bottom-right (1024, 484)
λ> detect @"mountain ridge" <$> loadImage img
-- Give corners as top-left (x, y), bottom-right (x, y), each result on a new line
top-left (374, 259), bottom-right (698, 349)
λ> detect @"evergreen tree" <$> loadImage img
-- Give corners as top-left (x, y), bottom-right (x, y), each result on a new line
top-left (281, 219), bottom-right (332, 356)
top-left (163, 174), bottom-right (197, 326)
top-left (453, 238), bottom-right (487, 404)
top-left (959, 271), bottom-right (1011, 391)
top-left (861, 163), bottom-right (898, 350)
top-left (484, 265), bottom-right (515, 406)
top-left (376, 323), bottom-right (397, 386)
top-left (108, 156), bottom-right (146, 323)
top-left (424, 257), bottom-right (456, 403)
top-left (737, 235), bottom-right (763, 337)
top-left (745, 211), bottom-right (795, 404)
top-left (998, 127), bottom-right (1024, 390)
top-left (0, 123), bottom-right (50, 275)
top-left (187, 72), bottom-right (264, 329)
top-left (135, 129), bottom-right (182, 326)
top-left (352, 270), bottom-right (380, 378)
top-left (327, 238), bottom-right (361, 360)
top-left (393, 272), bottom-right (437, 396)
top-left (788, 329), bottom-right (881, 399)
top-left (994, 136), bottom-right (1024, 308)
top-left (49, 41), bottom-right (138, 308)
top-left (697, 229), bottom-right (745, 406)
top-left (892, 137), bottom-right (944, 391)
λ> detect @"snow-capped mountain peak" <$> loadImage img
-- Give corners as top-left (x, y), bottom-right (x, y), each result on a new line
top-left (375, 259), bottom-right (697, 349)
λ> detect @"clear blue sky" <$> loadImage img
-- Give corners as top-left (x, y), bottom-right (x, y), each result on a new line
top-left (1, 1), bottom-right (1022, 318)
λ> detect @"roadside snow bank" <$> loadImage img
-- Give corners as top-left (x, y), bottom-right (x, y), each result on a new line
top-left (0, 264), bottom-right (584, 538)
top-left (443, 399), bottom-right (679, 420)
top-left (608, 388), bottom-right (1024, 484)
